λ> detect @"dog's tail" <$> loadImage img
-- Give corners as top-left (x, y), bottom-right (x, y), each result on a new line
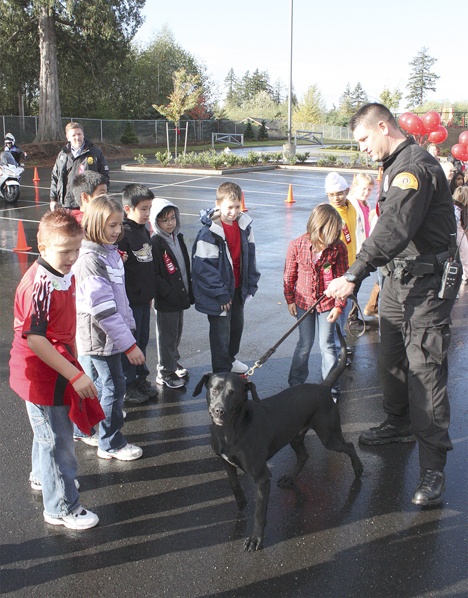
top-left (322, 324), bottom-right (347, 390)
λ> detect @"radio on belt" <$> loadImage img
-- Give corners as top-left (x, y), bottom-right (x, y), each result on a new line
top-left (438, 260), bottom-right (462, 299)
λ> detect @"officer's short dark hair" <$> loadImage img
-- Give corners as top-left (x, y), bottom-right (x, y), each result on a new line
top-left (121, 183), bottom-right (154, 208)
top-left (349, 103), bottom-right (398, 132)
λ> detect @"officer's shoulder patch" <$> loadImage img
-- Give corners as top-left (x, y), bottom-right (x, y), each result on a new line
top-left (392, 172), bottom-right (419, 190)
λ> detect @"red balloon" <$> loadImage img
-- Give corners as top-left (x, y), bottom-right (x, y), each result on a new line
top-left (427, 126), bottom-right (448, 145)
top-left (458, 130), bottom-right (468, 147)
top-left (405, 114), bottom-right (425, 136)
top-left (398, 112), bottom-right (414, 130)
top-left (451, 144), bottom-right (468, 162)
top-left (422, 111), bottom-right (441, 133)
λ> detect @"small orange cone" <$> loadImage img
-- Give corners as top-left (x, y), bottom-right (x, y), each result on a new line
top-left (285, 184), bottom-right (295, 204)
top-left (13, 220), bottom-right (32, 252)
top-left (33, 167), bottom-right (40, 182)
top-left (377, 167), bottom-right (383, 182)
top-left (34, 185), bottom-right (40, 203)
top-left (16, 251), bottom-right (30, 276)
top-left (241, 191), bottom-right (248, 212)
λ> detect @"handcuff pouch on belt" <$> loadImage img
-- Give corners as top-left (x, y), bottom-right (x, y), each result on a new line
top-left (385, 250), bottom-right (450, 284)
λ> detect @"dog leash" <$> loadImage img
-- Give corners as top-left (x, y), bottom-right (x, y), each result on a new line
top-left (246, 293), bottom-right (365, 377)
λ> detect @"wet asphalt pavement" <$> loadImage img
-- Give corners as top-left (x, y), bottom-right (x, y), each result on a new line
top-left (0, 162), bottom-right (467, 597)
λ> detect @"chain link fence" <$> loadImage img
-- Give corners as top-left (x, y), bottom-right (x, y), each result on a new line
top-left (1, 115), bottom-right (356, 146)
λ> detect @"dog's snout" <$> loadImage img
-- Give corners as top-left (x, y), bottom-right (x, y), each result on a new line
top-left (214, 405), bottom-right (225, 417)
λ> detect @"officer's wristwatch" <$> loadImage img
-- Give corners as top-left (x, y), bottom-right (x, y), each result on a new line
top-left (343, 272), bottom-right (358, 283)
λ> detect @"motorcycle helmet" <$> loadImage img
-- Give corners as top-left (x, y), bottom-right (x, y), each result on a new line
top-left (5, 133), bottom-right (15, 146)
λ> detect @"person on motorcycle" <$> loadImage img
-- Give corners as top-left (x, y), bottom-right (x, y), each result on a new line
top-left (4, 133), bottom-right (27, 166)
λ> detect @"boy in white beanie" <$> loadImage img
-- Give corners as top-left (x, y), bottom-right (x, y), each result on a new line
top-left (325, 172), bottom-right (359, 353)
top-left (325, 172), bottom-right (357, 266)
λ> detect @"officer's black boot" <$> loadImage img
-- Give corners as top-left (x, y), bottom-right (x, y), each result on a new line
top-left (412, 469), bottom-right (445, 506)
top-left (359, 418), bottom-right (416, 445)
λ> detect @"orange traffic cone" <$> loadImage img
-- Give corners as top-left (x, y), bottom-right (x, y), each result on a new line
top-left (16, 251), bottom-right (30, 277)
top-left (377, 167), bottom-right (383, 181)
top-left (33, 167), bottom-right (40, 182)
top-left (285, 184), bottom-right (295, 204)
top-left (241, 191), bottom-right (248, 212)
top-left (13, 220), bottom-right (32, 252)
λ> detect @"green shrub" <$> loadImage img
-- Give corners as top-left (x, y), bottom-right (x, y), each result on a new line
top-left (223, 152), bottom-right (240, 168)
top-left (271, 152), bottom-right (283, 164)
top-left (206, 151), bottom-right (226, 169)
top-left (134, 153), bottom-right (147, 165)
top-left (121, 122), bottom-right (139, 145)
top-left (296, 152), bottom-right (310, 163)
top-left (247, 151), bottom-right (261, 165)
top-left (155, 151), bottom-right (173, 166)
top-left (260, 153), bottom-right (271, 163)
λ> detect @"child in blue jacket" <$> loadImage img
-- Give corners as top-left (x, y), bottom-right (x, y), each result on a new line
top-left (191, 182), bottom-right (260, 373)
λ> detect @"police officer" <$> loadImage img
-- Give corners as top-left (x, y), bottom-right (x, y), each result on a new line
top-left (326, 103), bottom-right (458, 507)
top-left (50, 122), bottom-right (109, 211)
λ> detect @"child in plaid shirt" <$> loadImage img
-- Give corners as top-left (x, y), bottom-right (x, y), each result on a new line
top-left (284, 203), bottom-right (348, 399)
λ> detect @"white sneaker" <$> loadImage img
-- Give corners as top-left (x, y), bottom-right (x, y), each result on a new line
top-left (74, 432), bottom-right (99, 446)
top-left (97, 443), bottom-right (142, 461)
top-left (231, 359), bottom-right (249, 374)
top-left (30, 477), bottom-right (80, 491)
top-left (175, 363), bottom-right (188, 378)
top-left (44, 506), bottom-right (99, 530)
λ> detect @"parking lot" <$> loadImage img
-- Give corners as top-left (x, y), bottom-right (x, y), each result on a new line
top-left (0, 161), bottom-right (466, 597)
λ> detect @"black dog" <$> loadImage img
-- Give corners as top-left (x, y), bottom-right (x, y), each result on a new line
top-left (193, 327), bottom-right (363, 551)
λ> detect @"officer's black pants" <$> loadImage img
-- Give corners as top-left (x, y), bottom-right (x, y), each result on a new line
top-left (379, 272), bottom-right (455, 470)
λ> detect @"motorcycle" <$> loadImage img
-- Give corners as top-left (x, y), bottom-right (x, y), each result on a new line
top-left (0, 151), bottom-right (24, 203)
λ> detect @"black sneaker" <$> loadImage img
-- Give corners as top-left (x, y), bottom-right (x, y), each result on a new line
top-left (359, 419), bottom-right (416, 445)
top-left (138, 379), bottom-right (159, 399)
top-left (156, 373), bottom-right (185, 389)
top-left (124, 384), bottom-right (149, 404)
top-left (412, 469), bottom-right (445, 506)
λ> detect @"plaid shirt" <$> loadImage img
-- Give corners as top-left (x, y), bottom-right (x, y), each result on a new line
top-left (284, 234), bottom-right (348, 312)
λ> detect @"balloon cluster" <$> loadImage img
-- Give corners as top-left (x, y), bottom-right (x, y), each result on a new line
top-left (451, 131), bottom-right (468, 162)
top-left (398, 111), bottom-right (448, 145)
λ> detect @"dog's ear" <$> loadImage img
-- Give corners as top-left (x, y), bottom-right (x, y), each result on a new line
top-left (245, 380), bottom-right (261, 402)
top-left (193, 373), bottom-right (212, 397)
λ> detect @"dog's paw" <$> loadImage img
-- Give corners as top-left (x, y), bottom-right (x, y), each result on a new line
top-left (243, 536), bottom-right (263, 551)
top-left (277, 475), bottom-right (294, 488)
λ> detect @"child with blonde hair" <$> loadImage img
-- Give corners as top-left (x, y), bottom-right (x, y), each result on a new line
top-left (74, 195), bottom-right (145, 461)
top-left (284, 203), bottom-right (348, 399)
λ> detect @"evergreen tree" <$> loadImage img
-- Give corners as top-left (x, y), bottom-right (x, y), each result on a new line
top-left (0, 0), bottom-right (145, 140)
top-left (258, 120), bottom-right (269, 141)
top-left (224, 68), bottom-right (239, 106)
top-left (244, 121), bottom-right (256, 141)
top-left (405, 47), bottom-right (439, 108)
top-left (351, 82), bottom-right (368, 109)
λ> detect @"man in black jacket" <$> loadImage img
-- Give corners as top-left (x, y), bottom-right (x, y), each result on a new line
top-left (50, 122), bottom-right (109, 211)
top-left (326, 103), bottom-right (459, 507)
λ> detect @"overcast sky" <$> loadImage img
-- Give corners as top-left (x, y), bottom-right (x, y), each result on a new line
top-left (138, 0), bottom-right (460, 109)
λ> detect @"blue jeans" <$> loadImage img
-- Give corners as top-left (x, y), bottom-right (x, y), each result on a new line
top-left (208, 288), bottom-right (244, 373)
top-left (26, 402), bottom-right (80, 518)
top-left (79, 354), bottom-right (126, 452)
top-left (288, 307), bottom-right (338, 392)
top-left (155, 309), bottom-right (184, 375)
top-left (121, 303), bottom-right (150, 387)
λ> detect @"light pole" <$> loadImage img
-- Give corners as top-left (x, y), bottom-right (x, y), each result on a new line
top-left (283, 0), bottom-right (296, 162)
top-left (287, 0), bottom-right (293, 145)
